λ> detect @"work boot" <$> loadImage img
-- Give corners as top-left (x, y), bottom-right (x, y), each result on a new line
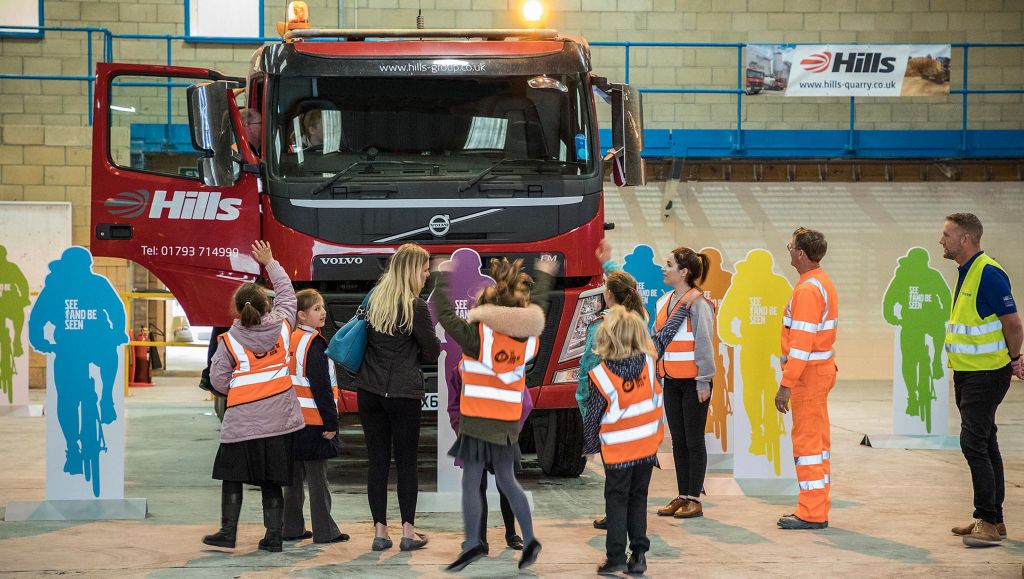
top-left (203, 490), bottom-right (242, 549)
top-left (777, 514), bottom-right (828, 530)
top-left (955, 519), bottom-right (1009, 540)
top-left (657, 497), bottom-right (687, 517)
top-left (674, 500), bottom-right (703, 519)
top-left (962, 520), bottom-right (1001, 548)
top-left (258, 496), bottom-right (285, 552)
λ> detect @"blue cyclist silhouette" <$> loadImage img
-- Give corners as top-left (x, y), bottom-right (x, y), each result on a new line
top-left (621, 244), bottom-right (671, 331)
top-left (28, 247), bottom-right (127, 497)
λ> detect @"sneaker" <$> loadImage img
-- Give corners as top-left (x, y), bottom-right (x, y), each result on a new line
top-left (962, 520), bottom-right (1001, 548)
top-left (657, 497), bottom-right (687, 517)
top-left (597, 559), bottom-right (628, 575)
top-left (674, 500), bottom-right (703, 519)
top-left (777, 514), bottom-right (828, 530)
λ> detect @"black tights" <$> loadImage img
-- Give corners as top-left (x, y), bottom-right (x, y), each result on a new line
top-left (478, 470), bottom-right (517, 543)
top-left (222, 480), bottom-right (282, 508)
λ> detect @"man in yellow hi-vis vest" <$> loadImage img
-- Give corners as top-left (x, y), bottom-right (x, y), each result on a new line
top-left (940, 212), bottom-right (1023, 548)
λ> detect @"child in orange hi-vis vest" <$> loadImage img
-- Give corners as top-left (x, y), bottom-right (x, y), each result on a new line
top-left (434, 256), bottom-right (558, 573)
top-left (582, 306), bottom-right (672, 577)
top-left (203, 241), bottom-right (305, 553)
top-left (281, 289), bottom-right (347, 544)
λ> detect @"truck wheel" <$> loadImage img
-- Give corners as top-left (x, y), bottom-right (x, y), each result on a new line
top-left (214, 395), bottom-right (226, 422)
top-left (532, 409), bottom-right (586, 477)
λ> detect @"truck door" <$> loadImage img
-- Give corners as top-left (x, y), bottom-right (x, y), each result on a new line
top-left (91, 63), bottom-right (261, 326)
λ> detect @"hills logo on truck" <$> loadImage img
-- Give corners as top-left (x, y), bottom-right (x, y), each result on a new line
top-left (104, 190), bottom-right (242, 221)
top-left (800, 51), bottom-right (897, 74)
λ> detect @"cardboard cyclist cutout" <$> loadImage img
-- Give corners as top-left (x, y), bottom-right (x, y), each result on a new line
top-left (620, 244), bottom-right (670, 332)
top-left (0, 244), bottom-right (30, 405)
top-left (27, 247), bottom-right (127, 499)
top-left (698, 248), bottom-right (735, 459)
top-left (882, 247), bottom-right (951, 436)
top-left (717, 249), bottom-right (796, 492)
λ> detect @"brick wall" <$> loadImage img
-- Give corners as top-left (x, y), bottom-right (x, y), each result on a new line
top-left (0, 0), bottom-right (1021, 130)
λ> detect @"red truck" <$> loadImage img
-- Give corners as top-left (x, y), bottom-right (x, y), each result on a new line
top-left (90, 23), bottom-right (644, 476)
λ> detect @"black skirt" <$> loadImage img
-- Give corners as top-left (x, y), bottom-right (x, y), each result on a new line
top-left (213, 432), bottom-right (295, 485)
top-left (448, 434), bottom-right (521, 473)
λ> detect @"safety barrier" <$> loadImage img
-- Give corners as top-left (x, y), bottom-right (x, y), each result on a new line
top-left (1, 26), bottom-right (1021, 158)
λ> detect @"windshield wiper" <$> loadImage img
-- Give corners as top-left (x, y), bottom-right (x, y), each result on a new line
top-left (309, 160), bottom-right (443, 197)
top-left (457, 159), bottom-right (585, 193)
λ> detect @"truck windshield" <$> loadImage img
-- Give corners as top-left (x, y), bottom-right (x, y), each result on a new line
top-left (269, 74), bottom-right (595, 181)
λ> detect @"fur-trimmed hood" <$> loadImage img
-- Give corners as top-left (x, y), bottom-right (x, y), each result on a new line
top-left (467, 304), bottom-right (545, 338)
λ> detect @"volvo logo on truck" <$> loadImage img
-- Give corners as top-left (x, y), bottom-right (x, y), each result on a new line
top-left (429, 214), bottom-right (451, 237)
top-left (318, 257), bottom-right (364, 265)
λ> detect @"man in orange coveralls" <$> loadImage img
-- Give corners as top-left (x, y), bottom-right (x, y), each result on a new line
top-left (774, 227), bottom-right (838, 530)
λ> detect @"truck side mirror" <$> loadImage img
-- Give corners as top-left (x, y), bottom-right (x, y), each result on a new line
top-left (610, 83), bottom-right (645, 186)
top-left (187, 81), bottom-right (238, 188)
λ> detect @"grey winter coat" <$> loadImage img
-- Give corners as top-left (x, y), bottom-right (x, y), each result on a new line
top-left (211, 260), bottom-right (305, 444)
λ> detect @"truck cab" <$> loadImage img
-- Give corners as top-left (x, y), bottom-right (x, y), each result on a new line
top-left (90, 26), bottom-right (644, 476)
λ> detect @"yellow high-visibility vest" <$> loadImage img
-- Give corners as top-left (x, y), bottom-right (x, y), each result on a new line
top-left (946, 253), bottom-right (1010, 371)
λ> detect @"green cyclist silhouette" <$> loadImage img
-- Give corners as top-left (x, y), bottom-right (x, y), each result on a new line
top-left (882, 247), bottom-right (951, 433)
top-left (0, 244), bottom-right (31, 403)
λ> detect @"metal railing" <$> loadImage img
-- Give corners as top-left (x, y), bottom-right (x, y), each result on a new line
top-left (1, 27), bottom-right (1022, 155)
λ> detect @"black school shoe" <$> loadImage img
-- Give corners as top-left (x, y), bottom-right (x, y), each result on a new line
top-left (446, 543), bottom-right (487, 572)
top-left (597, 559), bottom-right (628, 575)
top-left (594, 517), bottom-right (608, 529)
top-left (283, 530), bottom-right (312, 541)
top-left (518, 539), bottom-right (542, 570)
top-left (314, 533), bottom-right (350, 544)
top-left (505, 534), bottom-right (524, 550)
top-left (626, 551), bottom-right (647, 575)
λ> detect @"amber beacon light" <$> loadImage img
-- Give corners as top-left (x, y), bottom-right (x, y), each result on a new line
top-left (522, 1), bottom-right (545, 23)
top-left (277, 1), bottom-right (311, 37)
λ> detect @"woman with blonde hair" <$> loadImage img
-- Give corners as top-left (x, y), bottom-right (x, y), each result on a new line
top-left (352, 243), bottom-right (440, 552)
top-left (582, 305), bottom-right (671, 576)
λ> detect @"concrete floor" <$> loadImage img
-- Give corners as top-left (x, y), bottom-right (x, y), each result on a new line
top-left (1, 377), bottom-right (1022, 577)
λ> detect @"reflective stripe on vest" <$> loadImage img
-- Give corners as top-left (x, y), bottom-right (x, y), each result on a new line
top-left (654, 288), bottom-right (702, 379)
top-left (589, 356), bottom-right (665, 465)
top-left (223, 321), bottom-right (295, 408)
top-left (798, 474), bottom-right (830, 491)
top-left (289, 326), bottom-right (339, 426)
top-left (783, 275), bottom-right (836, 363)
top-left (946, 253), bottom-right (1011, 371)
top-left (460, 324), bottom-right (538, 422)
top-left (795, 449), bottom-right (831, 466)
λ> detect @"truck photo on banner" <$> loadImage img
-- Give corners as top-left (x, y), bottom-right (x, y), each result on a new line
top-left (745, 44), bottom-right (951, 97)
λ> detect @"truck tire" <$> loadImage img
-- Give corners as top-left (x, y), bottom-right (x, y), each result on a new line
top-left (532, 409), bottom-right (586, 477)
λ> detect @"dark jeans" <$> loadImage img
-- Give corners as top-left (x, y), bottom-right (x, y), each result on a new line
top-left (664, 378), bottom-right (711, 497)
top-left (954, 364), bottom-right (1012, 524)
top-left (358, 389), bottom-right (422, 526)
top-left (604, 463), bottom-right (654, 564)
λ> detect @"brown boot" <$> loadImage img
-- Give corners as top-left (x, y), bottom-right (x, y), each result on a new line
top-left (997, 522), bottom-right (1007, 539)
top-left (952, 519), bottom-right (1007, 538)
top-left (962, 520), bottom-right (1001, 547)
top-left (657, 497), bottom-right (687, 517)
top-left (674, 500), bottom-right (703, 519)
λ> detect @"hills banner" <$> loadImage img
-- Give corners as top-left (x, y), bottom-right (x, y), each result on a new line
top-left (745, 44), bottom-right (951, 97)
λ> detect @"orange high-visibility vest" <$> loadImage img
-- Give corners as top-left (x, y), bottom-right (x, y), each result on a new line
top-left (780, 269), bottom-right (839, 388)
top-left (220, 321), bottom-right (296, 408)
top-left (654, 288), bottom-right (705, 379)
top-left (589, 355), bottom-right (665, 465)
top-left (460, 324), bottom-right (539, 422)
top-left (289, 326), bottom-right (339, 426)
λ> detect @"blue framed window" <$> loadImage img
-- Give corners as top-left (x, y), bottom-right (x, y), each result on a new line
top-left (0, 0), bottom-right (44, 39)
top-left (184, 0), bottom-right (265, 44)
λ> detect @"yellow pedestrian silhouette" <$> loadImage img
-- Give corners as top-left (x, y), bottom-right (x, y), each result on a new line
top-left (699, 247), bottom-right (734, 452)
top-left (718, 249), bottom-right (793, 476)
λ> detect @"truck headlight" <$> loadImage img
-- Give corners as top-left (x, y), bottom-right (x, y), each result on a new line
top-left (558, 287), bottom-right (604, 363)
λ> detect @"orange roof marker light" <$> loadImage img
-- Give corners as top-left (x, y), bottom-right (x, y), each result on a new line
top-left (277, 1), bottom-right (311, 38)
top-left (522, 1), bottom-right (545, 24)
